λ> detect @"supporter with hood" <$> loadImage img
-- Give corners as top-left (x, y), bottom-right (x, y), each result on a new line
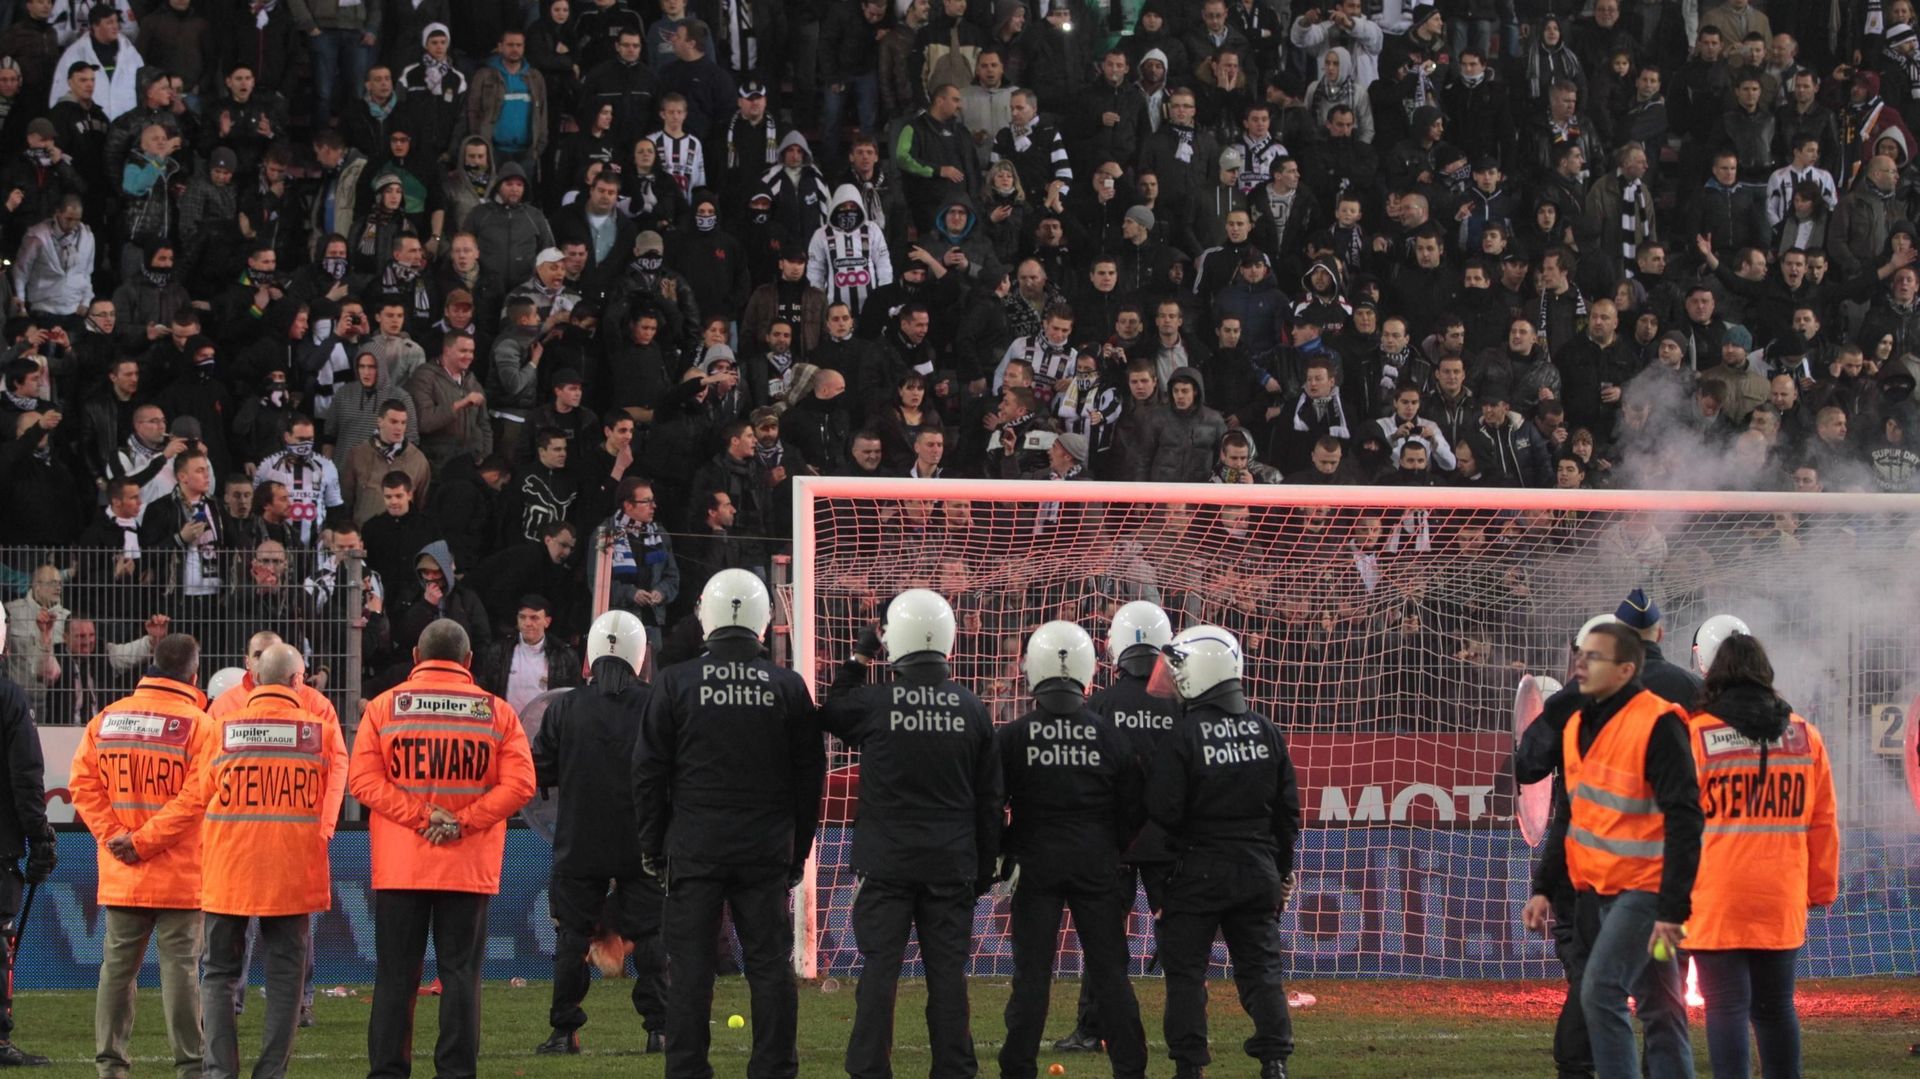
top-left (669, 191), bottom-right (751, 323)
top-left (1304, 46), bottom-right (1375, 144)
top-left (920, 196), bottom-right (1002, 285)
top-left (467, 162), bottom-right (557, 291)
top-left (396, 541), bottom-right (491, 653)
top-left (1214, 251), bottom-right (1285, 360)
top-left (1148, 367), bottom-right (1226, 483)
top-left (761, 131), bottom-right (832, 244)
top-left (1210, 426), bottom-right (1284, 484)
top-left (1292, 256), bottom-right (1354, 337)
top-left (807, 185), bottom-right (894, 318)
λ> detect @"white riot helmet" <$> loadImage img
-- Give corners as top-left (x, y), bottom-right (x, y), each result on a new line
top-left (587, 609), bottom-right (648, 672)
top-left (1575, 613), bottom-right (1620, 649)
top-left (205, 666), bottom-right (246, 700)
top-left (1693, 614), bottom-right (1752, 674)
top-left (698, 568), bottom-right (772, 638)
top-left (1106, 601), bottom-right (1174, 665)
top-left (1025, 621), bottom-right (1098, 692)
top-left (1161, 624), bottom-right (1244, 700)
top-left (885, 589), bottom-right (956, 660)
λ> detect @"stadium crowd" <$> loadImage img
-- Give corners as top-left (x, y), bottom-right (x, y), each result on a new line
top-left (0, 0), bottom-right (1904, 723)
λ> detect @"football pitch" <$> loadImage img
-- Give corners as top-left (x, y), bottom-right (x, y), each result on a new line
top-left (14, 976), bottom-right (1917, 1076)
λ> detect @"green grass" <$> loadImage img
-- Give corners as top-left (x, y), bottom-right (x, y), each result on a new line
top-left (16, 977), bottom-right (1918, 1076)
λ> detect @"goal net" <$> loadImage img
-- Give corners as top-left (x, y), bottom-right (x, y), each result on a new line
top-left (787, 477), bottom-right (1920, 981)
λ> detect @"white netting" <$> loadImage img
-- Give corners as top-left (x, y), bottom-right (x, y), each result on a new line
top-left (788, 479), bottom-right (1920, 980)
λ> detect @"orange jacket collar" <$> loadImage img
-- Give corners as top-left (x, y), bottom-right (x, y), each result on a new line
top-left (409, 659), bottom-right (477, 684)
top-left (240, 685), bottom-right (306, 713)
top-left (134, 676), bottom-right (209, 711)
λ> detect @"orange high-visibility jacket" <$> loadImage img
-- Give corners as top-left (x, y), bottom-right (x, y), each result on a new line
top-left (347, 659), bottom-right (535, 894)
top-left (188, 686), bottom-right (349, 917)
top-left (1564, 689), bottom-right (1688, 896)
top-left (67, 677), bottom-right (216, 909)
top-left (1686, 710), bottom-right (1840, 950)
top-left (211, 676), bottom-right (340, 727)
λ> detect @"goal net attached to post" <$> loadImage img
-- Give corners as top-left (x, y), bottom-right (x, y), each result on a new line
top-left (787, 476), bottom-right (1920, 981)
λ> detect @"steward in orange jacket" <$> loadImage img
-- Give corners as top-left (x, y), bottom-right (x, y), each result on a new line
top-left (209, 674), bottom-right (340, 729)
top-left (67, 637), bottom-right (216, 1079)
top-left (346, 620), bottom-right (534, 1079)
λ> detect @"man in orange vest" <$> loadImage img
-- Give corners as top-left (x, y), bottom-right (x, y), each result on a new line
top-left (183, 643), bottom-right (347, 1079)
top-left (348, 618), bottom-right (535, 1079)
top-left (1558, 622), bottom-right (1702, 1079)
top-left (208, 629), bottom-right (341, 1026)
top-left (69, 634), bottom-right (216, 1079)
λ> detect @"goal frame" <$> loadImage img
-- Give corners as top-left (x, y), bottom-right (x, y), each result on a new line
top-left (787, 476), bottom-right (1917, 977)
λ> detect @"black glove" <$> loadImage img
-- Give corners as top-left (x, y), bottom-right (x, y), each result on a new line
top-left (854, 626), bottom-right (883, 660)
top-left (24, 826), bottom-right (55, 885)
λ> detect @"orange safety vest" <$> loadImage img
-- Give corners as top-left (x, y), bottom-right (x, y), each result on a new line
top-left (346, 659), bottom-right (535, 894)
top-left (210, 676), bottom-right (340, 728)
top-left (193, 686), bottom-right (349, 917)
top-left (1563, 689), bottom-right (1686, 896)
top-left (67, 677), bottom-right (216, 909)
top-left (1686, 710), bottom-right (1840, 950)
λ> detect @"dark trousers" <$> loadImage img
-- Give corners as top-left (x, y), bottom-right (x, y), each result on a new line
top-left (846, 877), bottom-right (977, 1079)
top-left (1073, 862), bottom-right (1168, 1034)
top-left (367, 890), bottom-right (489, 1079)
top-left (1552, 889), bottom-right (1602, 1078)
top-left (0, 866), bottom-right (17, 1040)
top-left (661, 865), bottom-right (797, 1079)
top-left (1158, 864), bottom-right (1293, 1068)
top-left (203, 912), bottom-right (310, 1079)
top-left (998, 874), bottom-right (1147, 1079)
top-left (1692, 948), bottom-right (1802, 1079)
top-left (549, 872), bottom-right (667, 1035)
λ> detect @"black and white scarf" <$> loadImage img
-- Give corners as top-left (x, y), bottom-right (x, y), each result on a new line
top-left (109, 509), bottom-right (141, 557)
top-left (1014, 334), bottom-right (1075, 404)
top-left (717, 0), bottom-right (757, 75)
top-left (1889, 44), bottom-right (1920, 101)
top-left (3, 390), bottom-right (36, 412)
top-left (1167, 123), bottom-right (1196, 163)
top-left (375, 435), bottom-right (406, 464)
top-left (651, 132), bottom-right (704, 193)
top-left (1294, 391), bottom-right (1350, 439)
top-left (1539, 284), bottom-right (1587, 341)
top-left (1238, 134), bottom-right (1285, 192)
top-left (826, 224), bottom-right (880, 312)
top-left (730, 115), bottom-right (778, 170)
top-left (1619, 178), bottom-right (1644, 270)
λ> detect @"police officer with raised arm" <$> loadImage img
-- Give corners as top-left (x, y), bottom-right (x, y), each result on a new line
top-left (1148, 625), bottom-right (1300, 1079)
top-left (822, 589), bottom-right (1002, 1079)
top-left (533, 610), bottom-right (668, 1056)
top-left (997, 620), bottom-right (1149, 1079)
top-left (1058, 601), bottom-right (1177, 1054)
top-left (635, 570), bottom-right (824, 1079)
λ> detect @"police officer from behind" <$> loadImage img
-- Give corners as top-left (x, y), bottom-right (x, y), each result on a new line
top-left (1147, 625), bottom-right (1300, 1079)
top-left (822, 588), bottom-right (1002, 1079)
top-left (635, 570), bottom-right (824, 1079)
top-left (996, 621), bottom-right (1149, 1079)
top-left (1058, 600), bottom-right (1178, 1055)
top-left (0, 603), bottom-right (52, 1066)
top-left (1613, 589), bottom-right (1703, 710)
top-left (533, 610), bottom-right (669, 1056)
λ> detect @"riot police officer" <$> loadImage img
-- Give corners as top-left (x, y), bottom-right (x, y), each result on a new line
top-left (532, 610), bottom-right (667, 1055)
top-left (635, 570), bottom-right (825, 1078)
top-left (996, 620), bottom-right (1148, 1079)
top-left (822, 589), bottom-right (1002, 1079)
top-left (1058, 601), bottom-right (1177, 1054)
top-left (1147, 625), bottom-right (1300, 1079)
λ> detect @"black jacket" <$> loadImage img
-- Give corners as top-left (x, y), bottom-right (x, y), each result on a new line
top-left (634, 637), bottom-right (824, 872)
top-left (530, 666), bottom-right (648, 877)
top-left (1089, 668), bottom-right (1180, 864)
top-left (0, 676), bottom-right (47, 859)
top-left (995, 704), bottom-right (1142, 893)
top-left (476, 633), bottom-right (583, 707)
top-left (1146, 693), bottom-right (1300, 882)
top-left (821, 657), bottom-right (1002, 884)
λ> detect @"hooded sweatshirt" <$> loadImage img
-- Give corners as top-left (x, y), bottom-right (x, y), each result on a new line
top-left (806, 184), bottom-right (893, 314)
top-left (1149, 367), bottom-right (1226, 483)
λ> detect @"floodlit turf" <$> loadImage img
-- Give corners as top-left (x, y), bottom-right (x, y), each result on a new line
top-left (15, 977), bottom-right (1917, 1076)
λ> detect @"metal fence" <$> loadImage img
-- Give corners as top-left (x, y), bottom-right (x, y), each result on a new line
top-left (0, 544), bottom-right (364, 728)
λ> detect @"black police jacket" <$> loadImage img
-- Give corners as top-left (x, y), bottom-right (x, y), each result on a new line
top-left (1146, 698), bottom-right (1300, 880)
top-left (995, 705), bottom-right (1143, 893)
top-left (532, 673), bottom-right (650, 879)
top-left (1089, 670), bottom-right (1180, 864)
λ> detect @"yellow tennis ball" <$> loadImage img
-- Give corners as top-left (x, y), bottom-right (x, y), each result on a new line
top-left (1652, 939), bottom-right (1673, 962)
top-left (728, 1014), bottom-right (746, 1030)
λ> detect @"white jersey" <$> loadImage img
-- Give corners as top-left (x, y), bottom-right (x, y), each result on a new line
top-left (253, 448), bottom-right (345, 547)
top-left (650, 131), bottom-right (707, 194)
top-left (1764, 164), bottom-right (1838, 226)
top-left (807, 221), bottom-right (892, 315)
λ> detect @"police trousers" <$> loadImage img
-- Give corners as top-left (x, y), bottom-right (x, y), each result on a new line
top-left (998, 872), bottom-right (1147, 1079)
top-left (661, 864), bottom-right (797, 1079)
top-left (202, 912), bottom-right (311, 1079)
top-left (846, 877), bottom-right (978, 1079)
top-left (367, 890), bottom-right (489, 1079)
top-left (1157, 859), bottom-right (1293, 1068)
top-left (1073, 862), bottom-right (1168, 1034)
top-left (548, 872), bottom-right (666, 1035)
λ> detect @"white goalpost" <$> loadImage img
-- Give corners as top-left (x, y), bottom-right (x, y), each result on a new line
top-left (787, 476), bottom-right (1920, 981)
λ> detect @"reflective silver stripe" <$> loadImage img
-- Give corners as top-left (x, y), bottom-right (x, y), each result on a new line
top-left (1571, 785), bottom-right (1659, 814)
top-left (1570, 825), bottom-right (1663, 858)
top-left (1704, 822), bottom-right (1807, 835)
top-left (1700, 755), bottom-right (1817, 773)
top-left (206, 813), bottom-right (317, 824)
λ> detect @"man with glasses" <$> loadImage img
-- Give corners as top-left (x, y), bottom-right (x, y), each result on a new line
top-left (1522, 620), bottom-right (1700, 1079)
top-left (591, 476), bottom-right (678, 648)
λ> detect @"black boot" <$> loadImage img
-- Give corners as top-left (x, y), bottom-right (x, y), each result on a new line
top-left (535, 1030), bottom-right (581, 1055)
top-left (1171, 1065), bottom-right (1206, 1079)
top-left (1260, 1060), bottom-right (1289, 1079)
top-left (0, 1041), bottom-right (49, 1067)
top-left (1052, 1026), bottom-right (1102, 1052)
top-left (645, 1031), bottom-right (666, 1053)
